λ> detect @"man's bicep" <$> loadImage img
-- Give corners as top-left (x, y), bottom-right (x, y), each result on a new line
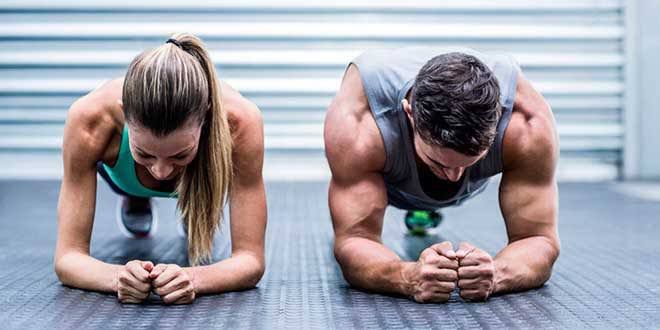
top-left (498, 170), bottom-right (559, 245)
top-left (329, 172), bottom-right (388, 242)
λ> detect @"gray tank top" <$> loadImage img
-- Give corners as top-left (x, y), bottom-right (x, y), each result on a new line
top-left (351, 47), bottom-right (520, 210)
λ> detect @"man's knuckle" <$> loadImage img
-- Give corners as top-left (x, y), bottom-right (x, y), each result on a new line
top-left (422, 254), bottom-right (437, 264)
top-left (420, 268), bottom-right (434, 279)
top-left (447, 271), bottom-right (458, 281)
top-left (420, 249), bottom-right (432, 258)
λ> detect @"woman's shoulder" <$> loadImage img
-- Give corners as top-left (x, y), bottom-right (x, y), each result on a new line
top-left (63, 78), bottom-right (124, 162)
top-left (220, 81), bottom-right (264, 143)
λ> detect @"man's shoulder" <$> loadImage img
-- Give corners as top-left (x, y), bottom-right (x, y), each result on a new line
top-left (324, 68), bottom-right (386, 180)
top-left (502, 108), bottom-right (558, 182)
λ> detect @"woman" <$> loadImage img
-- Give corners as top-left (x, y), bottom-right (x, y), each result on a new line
top-left (54, 33), bottom-right (267, 304)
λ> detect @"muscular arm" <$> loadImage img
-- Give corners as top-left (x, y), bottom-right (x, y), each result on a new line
top-left (54, 100), bottom-right (124, 293)
top-left (330, 170), bottom-right (418, 295)
top-left (325, 67), bottom-right (418, 296)
top-left (184, 100), bottom-right (267, 295)
top-left (493, 74), bottom-right (560, 294)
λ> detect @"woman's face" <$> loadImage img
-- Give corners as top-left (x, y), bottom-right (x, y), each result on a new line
top-left (128, 119), bottom-right (202, 181)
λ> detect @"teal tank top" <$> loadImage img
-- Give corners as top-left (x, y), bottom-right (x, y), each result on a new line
top-left (101, 125), bottom-right (177, 198)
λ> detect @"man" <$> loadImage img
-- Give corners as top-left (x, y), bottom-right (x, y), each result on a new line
top-left (324, 47), bottom-right (560, 303)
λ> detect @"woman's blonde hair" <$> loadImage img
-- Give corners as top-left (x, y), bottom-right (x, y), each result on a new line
top-left (122, 33), bottom-right (233, 266)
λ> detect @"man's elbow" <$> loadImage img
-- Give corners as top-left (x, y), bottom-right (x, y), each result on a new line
top-left (539, 236), bottom-right (561, 285)
top-left (333, 238), bottom-right (362, 287)
top-left (333, 238), bottom-right (352, 270)
top-left (547, 236), bottom-right (561, 265)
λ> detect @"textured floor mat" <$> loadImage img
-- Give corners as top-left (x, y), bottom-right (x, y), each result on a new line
top-left (0, 179), bottom-right (658, 329)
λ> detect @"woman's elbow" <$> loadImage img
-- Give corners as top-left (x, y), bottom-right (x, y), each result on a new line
top-left (53, 251), bottom-right (83, 287)
top-left (249, 261), bottom-right (266, 288)
top-left (54, 257), bottom-right (73, 286)
top-left (242, 255), bottom-right (265, 288)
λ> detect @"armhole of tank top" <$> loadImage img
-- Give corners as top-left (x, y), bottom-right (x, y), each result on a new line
top-left (503, 56), bottom-right (521, 110)
top-left (105, 125), bottom-right (129, 170)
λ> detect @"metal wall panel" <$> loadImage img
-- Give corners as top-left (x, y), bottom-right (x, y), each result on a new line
top-left (0, 0), bottom-right (625, 180)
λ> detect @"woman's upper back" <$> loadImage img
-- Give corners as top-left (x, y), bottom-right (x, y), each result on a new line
top-left (63, 78), bottom-right (262, 185)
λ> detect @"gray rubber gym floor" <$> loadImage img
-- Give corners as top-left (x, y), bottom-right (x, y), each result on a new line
top-left (0, 179), bottom-right (659, 329)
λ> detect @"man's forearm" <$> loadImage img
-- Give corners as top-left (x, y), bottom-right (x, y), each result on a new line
top-left (492, 236), bottom-right (559, 294)
top-left (335, 236), bottom-right (415, 296)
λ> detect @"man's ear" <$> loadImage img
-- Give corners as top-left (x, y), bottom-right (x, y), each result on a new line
top-left (116, 99), bottom-right (124, 109)
top-left (401, 99), bottom-right (414, 124)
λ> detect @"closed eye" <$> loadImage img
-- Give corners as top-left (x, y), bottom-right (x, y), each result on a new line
top-left (138, 152), bottom-right (154, 159)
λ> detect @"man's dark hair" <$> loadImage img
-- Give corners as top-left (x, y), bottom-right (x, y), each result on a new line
top-left (411, 52), bottom-right (502, 156)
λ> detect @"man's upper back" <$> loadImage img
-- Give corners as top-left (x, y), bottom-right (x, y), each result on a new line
top-left (343, 47), bottom-right (521, 210)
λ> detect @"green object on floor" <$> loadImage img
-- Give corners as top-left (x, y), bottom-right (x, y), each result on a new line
top-left (405, 210), bottom-right (442, 235)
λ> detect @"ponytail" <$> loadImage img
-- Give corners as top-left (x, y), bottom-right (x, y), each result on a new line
top-left (170, 33), bottom-right (233, 266)
top-left (123, 33), bottom-right (233, 266)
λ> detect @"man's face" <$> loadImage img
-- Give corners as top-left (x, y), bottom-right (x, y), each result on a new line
top-left (402, 97), bottom-right (487, 182)
top-left (412, 132), bottom-right (487, 182)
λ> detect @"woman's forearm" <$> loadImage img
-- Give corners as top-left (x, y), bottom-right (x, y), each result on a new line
top-left (54, 251), bottom-right (123, 293)
top-left (185, 252), bottom-right (265, 295)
